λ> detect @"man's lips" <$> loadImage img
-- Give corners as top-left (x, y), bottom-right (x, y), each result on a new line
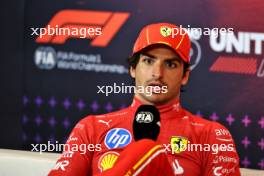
top-left (147, 81), bottom-right (166, 87)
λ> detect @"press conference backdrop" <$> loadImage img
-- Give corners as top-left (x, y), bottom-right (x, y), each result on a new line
top-left (2, 0), bottom-right (264, 170)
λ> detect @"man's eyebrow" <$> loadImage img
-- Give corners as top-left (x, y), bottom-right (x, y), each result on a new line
top-left (141, 53), bottom-right (156, 58)
top-left (164, 57), bottom-right (182, 63)
top-left (141, 53), bottom-right (183, 63)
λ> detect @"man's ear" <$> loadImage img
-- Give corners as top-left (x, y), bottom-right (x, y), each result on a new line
top-left (130, 67), bottom-right (136, 78)
top-left (181, 69), bottom-right (190, 86)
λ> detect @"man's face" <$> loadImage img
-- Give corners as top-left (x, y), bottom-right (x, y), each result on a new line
top-left (130, 45), bottom-right (190, 105)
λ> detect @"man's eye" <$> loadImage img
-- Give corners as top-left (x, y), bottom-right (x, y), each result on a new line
top-left (166, 61), bottom-right (177, 68)
top-left (143, 58), bottom-right (154, 65)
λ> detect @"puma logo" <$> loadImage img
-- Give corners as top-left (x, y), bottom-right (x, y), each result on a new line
top-left (98, 119), bottom-right (112, 127)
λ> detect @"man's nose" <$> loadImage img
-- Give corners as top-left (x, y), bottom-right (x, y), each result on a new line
top-left (152, 63), bottom-right (164, 78)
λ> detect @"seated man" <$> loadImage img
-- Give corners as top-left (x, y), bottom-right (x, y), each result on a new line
top-left (49, 23), bottom-right (241, 176)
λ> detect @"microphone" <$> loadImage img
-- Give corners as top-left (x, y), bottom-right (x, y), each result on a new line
top-left (133, 105), bottom-right (161, 141)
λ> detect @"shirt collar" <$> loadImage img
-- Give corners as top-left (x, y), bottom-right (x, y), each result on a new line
top-left (130, 96), bottom-right (182, 114)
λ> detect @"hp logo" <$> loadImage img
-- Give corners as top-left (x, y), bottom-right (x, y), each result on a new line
top-left (104, 128), bottom-right (131, 149)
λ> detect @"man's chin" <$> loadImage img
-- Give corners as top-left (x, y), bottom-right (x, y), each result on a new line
top-left (143, 94), bottom-right (169, 105)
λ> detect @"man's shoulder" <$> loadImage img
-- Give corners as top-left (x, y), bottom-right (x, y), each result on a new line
top-left (69, 106), bottom-right (133, 140)
top-left (77, 106), bottom-right (132, 126)
top-left (184, 110), bottom-right (230, 135)
top-left (93, 107), bottom-right (130, 119)
top-left (184, 110), bottom-right (213, 126)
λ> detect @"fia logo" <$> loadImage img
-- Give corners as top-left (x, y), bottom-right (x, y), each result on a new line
top-left (34, 46), bottom-right (56, 70)
top-left (136, 112), bottom-right (153, 123)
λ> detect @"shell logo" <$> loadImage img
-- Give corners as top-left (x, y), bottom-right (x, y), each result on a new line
top-left (98, 151), bottom-right (119, 172)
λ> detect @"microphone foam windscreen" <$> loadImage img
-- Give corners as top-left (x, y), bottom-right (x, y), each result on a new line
top-left (133, 105), bottom-right (160, 141)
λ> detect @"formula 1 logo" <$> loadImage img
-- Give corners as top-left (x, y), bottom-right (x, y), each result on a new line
top-left (35, 10), bottom-right (130, 46)
top-left (104, 128), bottom-right (132, 149)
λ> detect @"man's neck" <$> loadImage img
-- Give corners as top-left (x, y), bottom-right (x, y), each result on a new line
top-left (134, 94), bottom-right (180, 106)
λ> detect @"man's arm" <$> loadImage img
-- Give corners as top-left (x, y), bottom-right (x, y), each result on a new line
top-left (48, 116), bottom-right (97, 176)
top-left (202, 122), bottom-right (241, 176)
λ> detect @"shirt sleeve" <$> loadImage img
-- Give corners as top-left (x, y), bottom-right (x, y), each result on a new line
top-left (48, 116), bottom-right (99, 176)
top-left (202, 122), bottom-right (241, 176)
